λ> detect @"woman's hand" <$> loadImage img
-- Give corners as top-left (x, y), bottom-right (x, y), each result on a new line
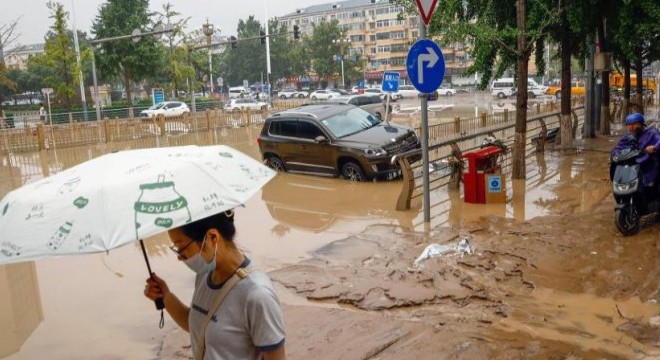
top-left (144, 272), bottom-right (170, 302)
top-left (645, 145), bottom-right (656, 154)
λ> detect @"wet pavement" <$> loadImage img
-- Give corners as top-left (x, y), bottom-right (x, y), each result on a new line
top-left (0, 96), bottom-right (658, 359)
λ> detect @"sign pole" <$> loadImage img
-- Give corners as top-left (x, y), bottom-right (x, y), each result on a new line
top-left (419, 20), bottom-right (431, 224)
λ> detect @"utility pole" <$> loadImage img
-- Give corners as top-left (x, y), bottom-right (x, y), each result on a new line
top-left (264, 0), bottom-right (273, 106)
top-left (71, 0), bottom-right (88, 121)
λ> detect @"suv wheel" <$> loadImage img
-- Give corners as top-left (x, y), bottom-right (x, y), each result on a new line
top-left (341, 161), bottom-right (367, 182)
top-left (497, 92), bottom-right (505, 99)
top-left (267, 155), bottom-right (286, 172)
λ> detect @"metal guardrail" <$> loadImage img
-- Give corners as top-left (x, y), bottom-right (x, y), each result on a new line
top-left (391, 105), bottom-right (586, 211)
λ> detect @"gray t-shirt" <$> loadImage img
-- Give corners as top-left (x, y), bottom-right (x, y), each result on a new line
top-left (189, 261), bottom-right (285, 360)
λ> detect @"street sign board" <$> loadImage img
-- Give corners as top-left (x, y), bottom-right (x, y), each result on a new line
top-left (41, 88), bottom-right (54, 95)
top-left (357, 79), bottom-right (365, 94)
top-left (381, 71), bottom-right (400, 93)
top-left (152, 88), bottom-right (164, 105)
top-left (406, 39), bottom-right (445, 94)
top-left (416, 0), bottom-right (439, 26)
top-left (243, 79), bottom-right (249, 89)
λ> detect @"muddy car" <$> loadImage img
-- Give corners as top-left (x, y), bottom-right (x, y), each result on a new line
top-left (257, 104), bottom-right (421, 181)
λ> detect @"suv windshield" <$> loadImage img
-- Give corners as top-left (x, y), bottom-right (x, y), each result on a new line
top-left (320, 108), bottom-right (380, 138)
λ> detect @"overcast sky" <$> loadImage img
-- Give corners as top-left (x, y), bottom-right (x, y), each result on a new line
top-left (4, 0), bottom-right (331, 47)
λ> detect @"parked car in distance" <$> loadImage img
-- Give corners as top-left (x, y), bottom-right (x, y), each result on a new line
top-left (326, 94), bottom-right (390, 120)
top-left (437, 87), bottom-right (457, 96)
top-left (397, 85), bottom-right (420, 98)
top-left (140, 101), bottom-right (190, 118)
top-left (257, 104), bottom-right (421, 181)
top-left (278, 89), bottom-right (308, 99)
top-left (381, 91), bottom-right (403, 101)
top-left (309, 89), bottom-right (341, 100)
top-left (225, 98), bottom-right (269, 112)
top-left (228, 86), bottom-right (247, 99)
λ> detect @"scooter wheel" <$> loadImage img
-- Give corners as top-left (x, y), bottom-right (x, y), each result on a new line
top-left (615, 207), bottom-right (640, 236)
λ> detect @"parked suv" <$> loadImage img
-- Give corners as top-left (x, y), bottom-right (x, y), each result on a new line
top-left (326, 94), bottom-right (391, 120)
top-left (257, 104), bottom-right (421, 181)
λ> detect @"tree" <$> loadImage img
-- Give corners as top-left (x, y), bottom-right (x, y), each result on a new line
top-left (305, 19), bottom-right (344, 88)
top-left (33, 1), bottom-right (80, 109)
top-left (154, 2), bottom-right (190, 98)
top-left (91, 0), bottom-right (163, 115)
top-left (217, 16), bottom-right (268, 88)
top-left (393, 0), bottom-right (559, 179)
top-left (0, 17), bottom-right (20, 118)
top-left (612, 0), bottom-right (660, 115)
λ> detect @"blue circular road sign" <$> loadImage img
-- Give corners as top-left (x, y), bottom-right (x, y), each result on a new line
top-left (406, 39), bottom-right (445, 94)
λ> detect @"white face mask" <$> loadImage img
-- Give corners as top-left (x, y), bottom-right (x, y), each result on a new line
top-left (183, 236), bottom-right (217, 274)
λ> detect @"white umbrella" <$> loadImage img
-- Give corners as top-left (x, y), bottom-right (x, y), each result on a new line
top-left (0, 145), bottom-right (275, 266)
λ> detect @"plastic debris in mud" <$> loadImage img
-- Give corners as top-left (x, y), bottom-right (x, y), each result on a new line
top-left (412, 236), bottom-right (474, 269)
top-left (457, 236), bottom-right (473, 257)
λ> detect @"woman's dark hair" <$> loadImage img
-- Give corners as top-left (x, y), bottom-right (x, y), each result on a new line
top-left (180, 210), bottom-right (236, 242)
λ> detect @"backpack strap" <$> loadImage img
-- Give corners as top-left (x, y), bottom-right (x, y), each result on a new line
top-left (194, 266), bottom-right (251, 360)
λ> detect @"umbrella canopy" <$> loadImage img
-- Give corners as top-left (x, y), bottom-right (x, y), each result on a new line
top-left (0, 145), bottom-right (275, 265)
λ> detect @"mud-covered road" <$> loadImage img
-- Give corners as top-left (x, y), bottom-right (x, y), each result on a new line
top-left (271, 136), bottom-right (660, 360)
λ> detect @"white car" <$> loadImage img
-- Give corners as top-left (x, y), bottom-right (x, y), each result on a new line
top-left (397, 85), bottom-right (420, 98)
top-left (309, 89), bottom-right (341, 100)
top-left (140, 101), bottom-right (190, 118)
top-left (225, 98), bottom-right (269, 112)
top-left (527, 85), bottom-right (549, 98)
top-left (278, 89), bottom-right (308, 99)
top-left (437, 87), bottom-right (457, 96)
top-left (380, 91), bottom-right (403, 101)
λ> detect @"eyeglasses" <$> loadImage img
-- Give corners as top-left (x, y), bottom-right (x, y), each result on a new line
top-left (169, 240), bottom-right (195, 258)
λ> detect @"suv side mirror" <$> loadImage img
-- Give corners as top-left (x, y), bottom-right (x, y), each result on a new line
top-left (315, 135), bottom-right (329, 144)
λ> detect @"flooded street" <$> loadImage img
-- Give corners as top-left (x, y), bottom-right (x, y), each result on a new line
top-left (0, 96), bottom-right (658, 359)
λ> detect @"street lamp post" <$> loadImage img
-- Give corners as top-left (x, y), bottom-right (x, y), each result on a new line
top-left (202, 20), bottom-right (216, 95)
top-left (332, 37), bottom-right (351, 89)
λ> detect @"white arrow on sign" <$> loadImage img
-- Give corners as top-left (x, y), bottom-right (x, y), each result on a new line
top-left (416, 47), bottom-right (439, 84)
top-left (387, 82), bottom-right (394, 90)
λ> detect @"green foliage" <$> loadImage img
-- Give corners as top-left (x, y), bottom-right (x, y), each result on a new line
top-left (154, 2), bottom-right (191, 95)
top-left (34, 1), bottom-right (80, 109)
top-left (91, 0), bottom-right (164, 107)
top-left (305, 19), bottom-right (344, 86)
top-left (394, 0), bottom-right (560, 89)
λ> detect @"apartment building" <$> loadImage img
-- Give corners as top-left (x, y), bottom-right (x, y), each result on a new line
top-left (277, 0), bottom-right (474, 86)
top-left (4, 43), bottom-right (45, 71)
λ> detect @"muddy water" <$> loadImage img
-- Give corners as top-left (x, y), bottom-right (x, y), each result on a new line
top-left (1, 108), bottom-right (658, 359)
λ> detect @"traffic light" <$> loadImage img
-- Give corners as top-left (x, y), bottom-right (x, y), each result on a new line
top-left (260, 31), bottom-right (266, 45)
top-left (293, 25), bottom-right (300, 40)
top-left (230, 36), bottom-right (237, 49)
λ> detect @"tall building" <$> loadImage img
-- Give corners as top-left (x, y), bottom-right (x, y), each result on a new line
top-left (4, 43), bottom-right (45, 71)
top-left (277, 0), bottom-right (474, 86)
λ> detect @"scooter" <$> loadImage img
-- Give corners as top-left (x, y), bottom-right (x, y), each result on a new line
top-left (610, 137), bottom-right (660, 235)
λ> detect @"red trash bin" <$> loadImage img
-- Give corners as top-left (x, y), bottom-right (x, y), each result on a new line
top-left (462, 146), bottom-right (502, 203)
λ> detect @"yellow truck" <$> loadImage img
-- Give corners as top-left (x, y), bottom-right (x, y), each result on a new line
top-left (609, 73), bottom-right (656, 94)
top-left (546, 80), bottom-right (586, 99)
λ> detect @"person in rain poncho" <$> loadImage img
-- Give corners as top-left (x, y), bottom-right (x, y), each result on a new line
top-left (611, 112), bottom-right (660, 187)
top-left (144, 210), bottom-right (286, 360)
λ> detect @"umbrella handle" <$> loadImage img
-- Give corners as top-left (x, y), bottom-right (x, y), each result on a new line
top-left (139, 239), bottom-right (165, 311)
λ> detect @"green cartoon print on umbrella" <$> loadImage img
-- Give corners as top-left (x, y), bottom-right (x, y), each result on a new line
top-left (134, 175), bottom-right (191, 237)
top-left (73, 196), bottom-right (89, 209)
top-left (2, 203), bottom-right (8, 216)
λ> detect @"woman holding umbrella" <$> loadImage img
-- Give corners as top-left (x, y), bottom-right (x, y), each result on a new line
top-left (144, 210), bottom-right (286, 360)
